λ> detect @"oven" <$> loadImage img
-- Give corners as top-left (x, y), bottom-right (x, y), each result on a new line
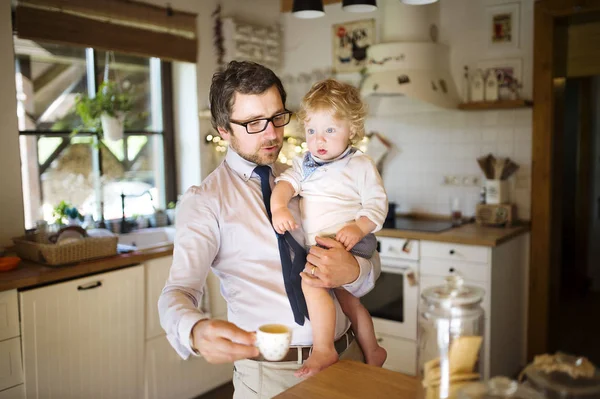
top-left (361, 237), bottom-right (419, 341)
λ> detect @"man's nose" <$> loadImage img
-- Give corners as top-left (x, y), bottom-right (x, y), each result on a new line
top-left (262, 120), bottom-right (278, 138)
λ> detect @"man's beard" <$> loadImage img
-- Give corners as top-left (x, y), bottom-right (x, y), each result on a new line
top-left (229, 135), bottom-right (282, 165)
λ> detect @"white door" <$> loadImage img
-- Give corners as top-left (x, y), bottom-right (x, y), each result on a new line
top-left (145, 335), bottom-right (232, 399)
top-left (20, 266), bottom-right (144, 399)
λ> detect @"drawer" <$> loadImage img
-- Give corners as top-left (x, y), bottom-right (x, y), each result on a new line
top-left (0, 291), bottom-right (19, 342)
top-left (375, 333), bottom-right (417, 376)
top-left (377, 237), bottom-right (419, 261)
top-left (421, 241), bottom-right (489, 264)
top-left (0, 337), bottom-right (23, 391)
top-left (420, 258), bottom-right (489, 283)
top-left (0, 384), bottom-right (24, 399)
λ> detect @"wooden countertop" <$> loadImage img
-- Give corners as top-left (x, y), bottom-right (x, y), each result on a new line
top-left (274, 360), bottom-right (418, 399)
top-left (0, 244), bottom-right (173, 292)
top-left (377, 222), bottom-right (530, 247)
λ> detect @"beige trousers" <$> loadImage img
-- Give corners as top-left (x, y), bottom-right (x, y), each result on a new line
top-left (232, 340), bottom-right (365, 399)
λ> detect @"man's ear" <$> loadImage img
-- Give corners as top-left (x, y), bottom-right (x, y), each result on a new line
top-left (217, 126), bottom-right (230, 142)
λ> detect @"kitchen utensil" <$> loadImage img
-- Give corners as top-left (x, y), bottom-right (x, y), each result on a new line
top-left (493, 157), bottom-right (505, 180)
top-left (418, 275), bottom-right (486, 399)
top-left (0, 256), bottom-right (20, 272)
top-left (477, 154), bottom-right (494, 180)
top-left (485, 179), bottom-right (509, 204)
top-left (500, 158), bottom-right (520, 180)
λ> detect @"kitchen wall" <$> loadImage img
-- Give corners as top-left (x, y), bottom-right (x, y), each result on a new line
top-left (282, 0), bottom-right (533, 219)
top-left (0, 0), bottom-right (25, 247)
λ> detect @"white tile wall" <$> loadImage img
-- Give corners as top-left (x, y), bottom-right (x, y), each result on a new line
top-left (366, 100), bottom-right (532, 220)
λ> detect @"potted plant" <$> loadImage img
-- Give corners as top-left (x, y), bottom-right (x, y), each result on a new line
top-left (53, 201), bottom-right (83, 226)
top-left (74, 81), bottom-right (133, 141)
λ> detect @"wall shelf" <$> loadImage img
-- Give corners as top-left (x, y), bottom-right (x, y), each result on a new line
top-left (458, 99), bottom-right (533, 110)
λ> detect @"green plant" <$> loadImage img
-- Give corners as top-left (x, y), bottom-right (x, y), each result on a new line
top-left (52, 201), bottom-right (83, 225)
top-left (167, 201), bottom-right (177, 209)
top-left (73, 81), bottom-right (133, 137)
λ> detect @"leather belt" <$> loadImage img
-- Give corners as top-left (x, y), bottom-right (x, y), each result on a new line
top-left (255, 329), bottom-right (355, 363)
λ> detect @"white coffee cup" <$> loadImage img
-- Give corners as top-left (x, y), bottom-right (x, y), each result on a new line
top-left (255, 324), bottom-right (292, 361)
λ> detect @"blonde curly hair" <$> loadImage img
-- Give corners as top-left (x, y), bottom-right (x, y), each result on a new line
top-left (296, 79), bottom-right (367, 144)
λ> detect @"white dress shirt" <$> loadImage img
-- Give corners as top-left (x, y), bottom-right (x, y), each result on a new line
top-left (158, 148), bottom-right (381, 360)
top-left (276, 149), bottom-right (388, 246)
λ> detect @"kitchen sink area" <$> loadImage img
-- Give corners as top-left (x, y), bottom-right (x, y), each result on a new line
top-left (117, 226), bottom-right (176, 251)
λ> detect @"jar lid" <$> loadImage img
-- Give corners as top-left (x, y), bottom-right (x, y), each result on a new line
top-left (421, 275), bottom-right (484, 307)
top-left (458, 377), bottom-right (545, 399)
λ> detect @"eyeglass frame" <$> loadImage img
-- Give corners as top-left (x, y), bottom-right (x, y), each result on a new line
top-left (229, 110), bottom-right (293, 134)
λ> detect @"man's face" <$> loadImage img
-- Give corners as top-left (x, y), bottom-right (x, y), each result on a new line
top-left (218, 85), bottom-right (285, 165)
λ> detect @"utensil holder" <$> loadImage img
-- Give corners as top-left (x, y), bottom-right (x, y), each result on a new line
top-left (485, 179), bottom-right (509, 204)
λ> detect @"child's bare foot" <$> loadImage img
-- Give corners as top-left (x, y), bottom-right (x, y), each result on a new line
top-left (366, 346), bottom-right (387, 367)
top-left (294, 348), bottom-right (339, 378)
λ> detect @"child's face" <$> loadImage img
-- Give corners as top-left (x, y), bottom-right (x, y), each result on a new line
top-left (304, 109), bottom-right (353, 161)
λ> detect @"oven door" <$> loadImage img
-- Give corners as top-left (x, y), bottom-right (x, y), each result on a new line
top-left (360, 257), bottom-right (418, 341)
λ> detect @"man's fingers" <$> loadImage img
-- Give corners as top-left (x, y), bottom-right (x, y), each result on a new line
top-left (314, 235), bottom-right (345, 249)
top-left (219, 326), bottom-right (257, 346)
top-left (300, 272), bottom-right (327, 288)
top-left (209, 337), bottom-right (259, 359)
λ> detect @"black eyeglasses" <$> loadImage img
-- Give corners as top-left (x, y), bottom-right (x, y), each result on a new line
top-left (230, 111), bottom-right (293, 134)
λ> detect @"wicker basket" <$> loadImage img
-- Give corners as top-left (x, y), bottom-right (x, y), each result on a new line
top-left (13, 233), bottom-right (118, 266)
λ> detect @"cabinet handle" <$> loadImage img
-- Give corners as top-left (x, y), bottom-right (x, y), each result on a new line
top-left (449, 267), bottom-right (455, 273)
top-left (449, 249), bottom-right (455, 255)
top-left (78, 281), bottom-right (102, 291)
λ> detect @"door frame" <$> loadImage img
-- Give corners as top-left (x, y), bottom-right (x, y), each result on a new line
top-left (529, 0), bottom-right (600, 359)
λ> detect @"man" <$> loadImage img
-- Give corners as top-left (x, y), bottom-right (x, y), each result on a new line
top-left (158, 61), bottom-right (380, 398)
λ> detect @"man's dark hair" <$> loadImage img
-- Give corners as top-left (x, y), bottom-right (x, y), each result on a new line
top-left (209, 61), bottom-right (287, 132)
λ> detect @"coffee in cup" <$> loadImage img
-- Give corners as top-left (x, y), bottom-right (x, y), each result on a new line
top-left (255, 324), bottom-right (292, 361)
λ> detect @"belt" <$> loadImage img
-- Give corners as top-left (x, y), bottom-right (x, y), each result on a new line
top-left (255, 329), bottom-right (355, 364)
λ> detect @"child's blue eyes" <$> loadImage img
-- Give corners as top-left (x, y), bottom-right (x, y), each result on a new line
top-left (307, 128), bottom-right (335, 134)
top-left (307, 129), bottom-right (315, 135)
top-left (326, 128), bottom-right (335, 133)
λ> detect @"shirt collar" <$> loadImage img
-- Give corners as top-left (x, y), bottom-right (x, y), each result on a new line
top-left (225, 147), bottom-right (274, 181)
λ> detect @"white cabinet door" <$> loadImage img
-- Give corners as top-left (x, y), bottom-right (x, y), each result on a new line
top-left (20, 266), bottom-right (145, 399)
top-left (0, 290), bottom-right (19, 341)
top-left (145, 335), bottom-right (232, 399)
top-left (145, 256), bottom-right (173, 340)
top-left (376, 333), bottom-right (417, 376)
top-left (0, 337), bottom-right (23, 391)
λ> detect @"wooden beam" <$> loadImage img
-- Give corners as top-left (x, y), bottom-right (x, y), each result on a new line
top-left (281, 0), bottom-right (342, 13)
top-left (529, 0), bottom-right (554, 360)
top-left (32, 63), bottom-right (70, 92)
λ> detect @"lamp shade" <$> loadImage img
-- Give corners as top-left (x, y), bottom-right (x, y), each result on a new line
top-left (342, 0), bottom-right (377, 12)
top-left (292, 0), bottom-right (325, 18)
top-left (401, 0), bottom-right (438, 4)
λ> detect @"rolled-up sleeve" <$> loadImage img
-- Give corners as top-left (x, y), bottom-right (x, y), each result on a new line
top-left (355, 157), bottom-right (388, 232)
top-left (342, 250), bottom-right (381, 297)
top-left (158, 186), bottom-right (220, 360)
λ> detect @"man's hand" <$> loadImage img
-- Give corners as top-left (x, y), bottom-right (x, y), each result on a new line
top-left (191, 319), bottom-right (259, 363)
top-left (301, 236), bottom-right (359, 288)
top-left (272, 207), bottom-right (299, 234)
top-left (336, 223), bottom-right (365, 251)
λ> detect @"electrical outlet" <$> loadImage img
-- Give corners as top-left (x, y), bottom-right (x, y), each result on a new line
top-left (451, 176), bottom-right (461, 186)
top-left (462, 176), bottom-right (480, 186)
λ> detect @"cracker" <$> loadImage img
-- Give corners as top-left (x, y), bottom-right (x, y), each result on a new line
top-left (448, 336), bottom-right (483, 375)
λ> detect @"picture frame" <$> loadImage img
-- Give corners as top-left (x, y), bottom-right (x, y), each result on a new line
top-left (485, 3), bottom-right (520, 52)
top-left (476, 58), bottom-right (523, 100)
top-left (332, 19), bottom-right (375, 73)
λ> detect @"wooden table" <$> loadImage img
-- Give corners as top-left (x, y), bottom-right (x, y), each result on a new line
top-left (274, 360), bottom-right (418, 399)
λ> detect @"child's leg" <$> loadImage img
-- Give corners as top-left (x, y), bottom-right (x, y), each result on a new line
top-left (294, 280), bottom-right (338, 378)
top-left (335, 288), bottom-right (387, 367)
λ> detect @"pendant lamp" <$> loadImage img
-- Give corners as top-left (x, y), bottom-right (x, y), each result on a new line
top-left (342, 0), bottom-right (377, 12)
top-left (292, 0), bottom-right (325, 18)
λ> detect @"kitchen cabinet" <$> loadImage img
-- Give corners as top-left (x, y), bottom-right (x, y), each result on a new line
top-left (419, 234), bottom-right (529, 380)
top-left (373, 320), bottom-right (417, 376)
top-left (0, 290), bottom-right (23, 396)
top-left (144, 256), bottom-right (232, 399)
top-left (20, 266), bottom-right (145, 399)
top-left (0, 384), bottom-right (24, 399)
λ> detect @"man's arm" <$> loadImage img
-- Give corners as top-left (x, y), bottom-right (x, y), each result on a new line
top-left (158, 187), bottom-right (258, 361)
top-left (301, 236), bottom-right (381, 297)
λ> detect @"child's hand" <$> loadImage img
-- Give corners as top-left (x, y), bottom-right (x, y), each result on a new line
top-left (336, 224), bottom-right (366, 251)
top-left (272, 208), bottom-right (299, 234)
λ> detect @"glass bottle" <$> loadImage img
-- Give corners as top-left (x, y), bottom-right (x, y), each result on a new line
top-left (418, 275), bottom-right (485, 399)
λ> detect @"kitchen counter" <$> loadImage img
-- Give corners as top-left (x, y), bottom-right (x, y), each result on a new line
top-left (377, 222), bottom-right (530, 247)
top-left (274, 360), bottom-right (418, 399)
top-left (0, 244), bottom-right (173, 291)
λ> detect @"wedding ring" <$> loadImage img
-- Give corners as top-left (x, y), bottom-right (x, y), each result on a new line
top-left (311, 266), bottom-right (317, 276)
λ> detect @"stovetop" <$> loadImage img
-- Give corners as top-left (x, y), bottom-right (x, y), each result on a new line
top-left (384, 218), bottom-right (454, 233)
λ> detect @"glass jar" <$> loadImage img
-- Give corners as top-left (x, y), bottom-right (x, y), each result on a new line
top-left (458, 377), bottom-right (545, 399)
top-left (418, 275), bottom-right (485, 399)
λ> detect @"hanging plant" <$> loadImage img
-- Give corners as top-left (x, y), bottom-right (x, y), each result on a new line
top-left (73, 81), bottom-right (133, 141)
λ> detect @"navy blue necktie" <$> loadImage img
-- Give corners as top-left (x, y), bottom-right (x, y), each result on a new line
top-left (254, 165), bottom-right (309, 325)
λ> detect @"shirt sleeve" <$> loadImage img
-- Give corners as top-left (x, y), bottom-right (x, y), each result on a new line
top-left (342, 250), bottom-right (381, 297)
top-left (157, 186), bottom-right (220, 360)
top-left (274, 156), bottom-right (303, 196)
top-left (355, 156), bottom-right (388, 232)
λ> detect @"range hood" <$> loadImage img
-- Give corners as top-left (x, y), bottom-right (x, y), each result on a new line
top-left (360, 1), bottom-right (460, 109)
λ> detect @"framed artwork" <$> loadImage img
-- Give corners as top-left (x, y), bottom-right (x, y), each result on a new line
top-left (332, 19), bottom-right (375, 73)
top-left (477, 58), bottom-right (523, 99)
top-left (485, 3), bottom-right (520, 51)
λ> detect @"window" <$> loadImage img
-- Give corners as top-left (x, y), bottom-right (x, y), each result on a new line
top-left (14, 38), bottom-right (175, 229)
